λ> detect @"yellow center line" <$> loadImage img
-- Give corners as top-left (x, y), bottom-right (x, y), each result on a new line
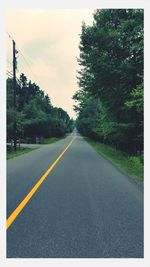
top-left (6, 137), bottom-right (76, 230)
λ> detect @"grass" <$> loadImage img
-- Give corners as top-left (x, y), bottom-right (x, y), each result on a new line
top-left (7, 147), bottom-right (38, 160)
top-left (41, 136), bottom-right (65, 144)
top-left (85, 138), bottom-right (143, 183)
top-left (7, 136), bottom-right (65, 159)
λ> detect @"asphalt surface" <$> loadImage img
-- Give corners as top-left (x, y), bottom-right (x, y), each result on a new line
top-left (7, 131), bottom-right (143, 258)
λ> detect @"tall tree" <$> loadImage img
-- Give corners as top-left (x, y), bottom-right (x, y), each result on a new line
top-left (74, 9), bottom-right (143, 154)
top-left (7, 74), bottom-right (73, 143)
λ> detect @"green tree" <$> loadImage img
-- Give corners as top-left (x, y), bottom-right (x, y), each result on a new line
top-left (74, 9), bottom-right (143, 154)
top-left (7, 73), bottom-right (73, 143)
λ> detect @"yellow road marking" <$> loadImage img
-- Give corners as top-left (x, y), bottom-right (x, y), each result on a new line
top-left (6, 137), bottom-right (75, 230)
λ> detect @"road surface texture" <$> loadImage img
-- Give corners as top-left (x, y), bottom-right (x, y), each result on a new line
top-left (7, 132), bottom-right (143, 258)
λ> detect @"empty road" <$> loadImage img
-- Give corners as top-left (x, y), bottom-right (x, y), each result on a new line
top-left (7, 132), bottom-right (143, 258)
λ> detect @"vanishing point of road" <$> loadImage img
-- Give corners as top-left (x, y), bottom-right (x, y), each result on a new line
top-left (7, 131), bottom-right (143, 258)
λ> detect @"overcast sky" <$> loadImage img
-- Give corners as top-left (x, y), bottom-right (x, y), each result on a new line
top-left (6, 9), bottom-right (94, 118)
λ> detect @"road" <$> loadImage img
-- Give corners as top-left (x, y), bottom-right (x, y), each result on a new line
top-left (7, 131), bottom-right (143, 258)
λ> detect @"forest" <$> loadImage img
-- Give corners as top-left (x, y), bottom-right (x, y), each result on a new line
top-left (73, 9), bottom-right (143, 156)
top-left (7, 73), bottom-right (74, 144)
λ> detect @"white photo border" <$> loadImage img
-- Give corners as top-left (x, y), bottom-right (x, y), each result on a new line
top-left (0, 1), bottom-right (149, 266)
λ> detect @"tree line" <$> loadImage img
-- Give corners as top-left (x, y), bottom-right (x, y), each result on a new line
top-left (7, 73), bottom-right (74, 143)
top-left (73, 9), bottom-right (143, 155)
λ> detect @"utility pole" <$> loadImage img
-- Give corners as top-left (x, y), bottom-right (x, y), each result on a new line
top-left (13, 40), bottom-right (17, 152)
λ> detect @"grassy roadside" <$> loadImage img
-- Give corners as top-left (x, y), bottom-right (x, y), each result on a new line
top-left (7, 147), bottom-right (38, 160)
top-left (41, 136), bottom-right (65, 144)
top-left (7, 136), bottom-right (65, 160)
top-left (85, 138), bottom-right (143, 183)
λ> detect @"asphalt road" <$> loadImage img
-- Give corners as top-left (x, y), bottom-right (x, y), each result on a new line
top-left (7, 131), bottom-right (143, 258)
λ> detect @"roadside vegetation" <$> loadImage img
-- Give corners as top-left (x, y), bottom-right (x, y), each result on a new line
top-left (86, 138), bottom-right (143, 182)
top-left (73, 9), bottom-right (144, 179)
top-left (7, 147), bottom-right (38, 160)
top-left (7, 73), bottom-right (75, 156)
top-left (7, 136), bottom-right (65, 159)
top-left (41, 136), bottom-right (65, 144)
top-left (7, 74), bottom-right (74, 144)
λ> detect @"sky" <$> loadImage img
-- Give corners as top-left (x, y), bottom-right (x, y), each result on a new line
top-left (6, 9), bottom-right (94, 119)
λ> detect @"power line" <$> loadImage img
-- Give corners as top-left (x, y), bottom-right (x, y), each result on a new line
top-left (6, 70), bottom-right (23, 85)
top-left (6, 70), bottom-right (13, 76)
top-left (6, 31), bottom-right (14, 41)
top-left (6, 31), bottom-right (42, 86)
top-left (6, 72), bottom-right (13, 79)
top-left (6, 74), bottom-right (13, 79)
top-left (18, 50), bottom-right (41, 85)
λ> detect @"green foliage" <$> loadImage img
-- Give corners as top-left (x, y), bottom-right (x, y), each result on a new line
top-left (73, 9), bottom-right (143, 155)
top-left (86, 138), bottom-right (143, 182)
top-left (7, 74), bottom-right (73, 143)
top-left (125, 84), bottom-right (143, 114)
top-left (42, 137), bottom-right (64, 144)
top-left (7, 147), bottom-right (38, 160)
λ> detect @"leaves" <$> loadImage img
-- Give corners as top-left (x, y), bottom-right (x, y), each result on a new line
top-left (74, 9), bottom-right (143, 154)
top-left (125, 84), bottom-right (143, 113)
top-left (7, 74), bottom-right (74, 142)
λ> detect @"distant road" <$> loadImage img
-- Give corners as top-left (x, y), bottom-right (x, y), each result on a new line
top-left (7, 132), bottom-right (143, 258)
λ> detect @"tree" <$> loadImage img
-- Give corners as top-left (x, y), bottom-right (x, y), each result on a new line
top-left (74, 9), bottom-right (143, 154)
top-left (7, 73), bottom-right (73, 143)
